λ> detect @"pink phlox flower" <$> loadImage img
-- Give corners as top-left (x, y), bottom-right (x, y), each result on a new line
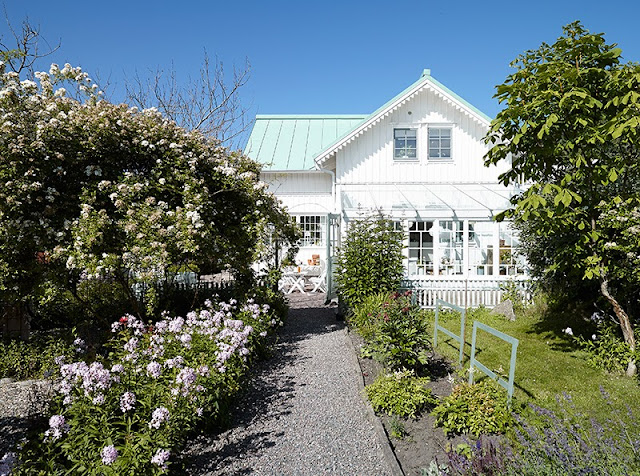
top-left (120, 392), bottom-right (136, 412)
top-left (167, 316), bottom-right (184, 333)
top-left (175, 367), bottom-right (197, 388)
top-left (151, 448), bottom-right (170, 471)
top-left (186, 311), bottom-right (198, 326)
top-left (179, 333), bottom-right (192, 348)
top-left (101, 445), bottom-right (118, 465)
top-left (148, 407), bottom-right (170, 429)
top-left (45, 414), bottom-right (69, 441)
top-left (146, 361), bottom-right (162, 379)
top-left (165, 355), bottom-right (184, 369)
top-left (73, 337), bottom-right (86, 354)
top-left (124, 337), bottom-right (139, 353)
top-left (154, 321), bottom-right (169, 334)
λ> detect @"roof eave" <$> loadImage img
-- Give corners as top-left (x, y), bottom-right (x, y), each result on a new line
top-left (313, 73), bottom-right (492, 168)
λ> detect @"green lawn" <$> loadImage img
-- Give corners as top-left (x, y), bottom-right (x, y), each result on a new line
top-left (426, 301), bottom-right (639, 420)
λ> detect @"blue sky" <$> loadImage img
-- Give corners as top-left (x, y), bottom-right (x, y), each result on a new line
top-left (4, 0), bottom-right (640, 136)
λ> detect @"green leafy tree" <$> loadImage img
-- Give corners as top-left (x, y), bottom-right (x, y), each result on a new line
top-left (335, 214), bottom-right (404, 309)
top-left (485, 22), bottom-right (640, 375)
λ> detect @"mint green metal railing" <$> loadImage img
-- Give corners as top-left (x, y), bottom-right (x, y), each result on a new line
top-left (468, 321), bottom-right (519, 405)
top-left (433, 298), bottom-right (466, 367)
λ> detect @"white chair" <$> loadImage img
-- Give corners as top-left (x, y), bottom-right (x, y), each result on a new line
top-left (309, 260), bottom-right (327, 293)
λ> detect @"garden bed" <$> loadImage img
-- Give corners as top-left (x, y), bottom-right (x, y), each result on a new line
top-left (348, 331), bottom-right (467, 475)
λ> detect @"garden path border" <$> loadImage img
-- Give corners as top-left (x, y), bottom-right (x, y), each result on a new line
top-left (345, 329), bottom-right (405, 476)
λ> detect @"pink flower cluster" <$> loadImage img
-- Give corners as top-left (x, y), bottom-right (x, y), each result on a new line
top-left (45, 415), bottom-right (69, 441)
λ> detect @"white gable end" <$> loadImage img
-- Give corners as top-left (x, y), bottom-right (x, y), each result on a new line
top-left (335, 82), bottom-right (509, 186)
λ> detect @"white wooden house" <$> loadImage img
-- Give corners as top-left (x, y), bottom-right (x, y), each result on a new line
top-left (245, 70), bottom-right (528, 306)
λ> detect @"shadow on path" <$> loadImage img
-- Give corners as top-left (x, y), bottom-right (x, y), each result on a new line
top-left (184, 293), bottom-right (343, 475)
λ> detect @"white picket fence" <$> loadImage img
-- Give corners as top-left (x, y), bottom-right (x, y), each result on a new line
top-left (400, 276), bottom-right (532, 309)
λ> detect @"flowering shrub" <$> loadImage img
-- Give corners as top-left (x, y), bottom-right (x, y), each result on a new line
top-left (14, 297), bottom-right (282, 474)
top-left (0, 61), bottom-right (298, 326)
top-left (569, 319), bottom-right (640, 374)
top-left (444, 391), bottom-right (640, 475)
top-left (359, 291), bottom-right (432, 371)
top-left (348, 292), bottom-right (390, 341)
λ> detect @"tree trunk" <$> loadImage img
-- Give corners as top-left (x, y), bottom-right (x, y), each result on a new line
top-left (600, 278), bottom-right (637, 377)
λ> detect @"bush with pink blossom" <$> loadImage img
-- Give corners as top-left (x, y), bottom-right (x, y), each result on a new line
top-left (12, 297), bottom-right (283, 474)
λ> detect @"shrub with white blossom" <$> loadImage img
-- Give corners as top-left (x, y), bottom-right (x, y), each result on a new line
top-left (0, 61), bottom-right (297, 325)
top-left (14, 297), bottom-right (282, 474)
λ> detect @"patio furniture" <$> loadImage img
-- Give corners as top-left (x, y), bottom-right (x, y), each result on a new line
top-left (309, 260), bottom-right (327, 293)
top-left (282, 269), bottom-right (308, 294)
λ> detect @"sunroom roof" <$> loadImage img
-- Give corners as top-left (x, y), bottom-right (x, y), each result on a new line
top-left (340, 183), bottom-right (517, 216)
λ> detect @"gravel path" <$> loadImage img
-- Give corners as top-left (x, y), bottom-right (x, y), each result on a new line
top-left (185, 293), bottom-right (393, 476)
top-left (0, 379), bottom-right (54, 456)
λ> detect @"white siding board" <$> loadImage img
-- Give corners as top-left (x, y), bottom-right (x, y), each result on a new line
top-left (335, 85), bottom-right (509, 187)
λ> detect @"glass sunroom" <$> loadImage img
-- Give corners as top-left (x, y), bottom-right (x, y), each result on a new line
top-left (340, 183), bottom-right (528, 280)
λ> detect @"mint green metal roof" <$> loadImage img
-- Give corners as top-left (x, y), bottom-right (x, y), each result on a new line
top-left (245, 115), bottom-right (367, 170)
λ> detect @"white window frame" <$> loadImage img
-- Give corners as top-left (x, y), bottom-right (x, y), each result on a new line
top-left (295, 215), bottom-right (326, 247)
top-left (498, 222), bottom-right (525, 276)
top-left (393, 127), bottom-right (418, 161)
top-left (428, 125), bottom-right (453, 161)
top-left (468, 221), bottom-right (494, 276)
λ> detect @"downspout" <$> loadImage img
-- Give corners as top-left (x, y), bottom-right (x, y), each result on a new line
top-left (317, 167), bottom-right (337, 213)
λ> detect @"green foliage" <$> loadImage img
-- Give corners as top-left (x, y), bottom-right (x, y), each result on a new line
top-left (360, 292), bottom-right (432, 371)
top-left (348, 292), bottom-right (390, 340)
top-left (15, 296), bottom-right (284, 474)
top-left (0, 334), bottom-right (74, 380)
top-left (365, 370), bottom-right (436, 418)
top-left (574, 321), bottom-right (639, 374)
top-left (484, 21), bottom-right (640, 350)
top-left (0, 62), bottom-right (298, 328)
top-left (505, 393), bottom-right (640, 476)
top-left (335, 215), bottom-right (404, 310)
top-left (388, 416), bottom-right (408, 440)
top-left (433, 380), bottom-right (513, 436)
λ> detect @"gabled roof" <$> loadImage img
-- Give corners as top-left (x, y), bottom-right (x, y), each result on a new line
top-left (244, 115), bottom-right (367, 170)
top-left (244, 70), bottom-right (492, 171)
top-left (313, 69), bottom-right (492, 168)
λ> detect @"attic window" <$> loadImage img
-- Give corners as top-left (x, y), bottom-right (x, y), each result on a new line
top-left (428, 127), bottom-right (452, 160)
top-left (394, 128), bottom-right (417, 160)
